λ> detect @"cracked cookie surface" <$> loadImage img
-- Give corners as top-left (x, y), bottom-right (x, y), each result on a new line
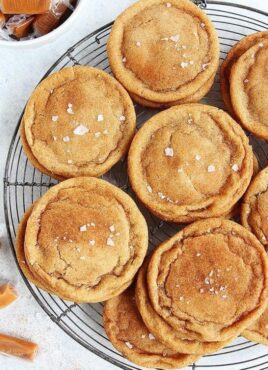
top-left (108, 0), bottom-right (219, 104)
top-left (230, 40), bottom-right (268, 140)
top-left (103, 285), bottom-right (199, 369)
top-left (23, 177), bottom-right (148, 303)
top-left (128, 104), bottom-right (253, 223)
top-left (147, 218), bottom-right (268, 342)
top-left (241, 167), bottom-right (268, 248)
top-left (135, 261), bottom-right (233, 354)
top-left (23, 66), bottom-right (136, 179)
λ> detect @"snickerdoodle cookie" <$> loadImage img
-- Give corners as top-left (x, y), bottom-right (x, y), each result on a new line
top-left (128, 104), bottom-right (253, 223)
top-left (220, 31), bottom-right (268, 116)
top-left (147, 218), bottom-right (268, 342)
top-left (108, 0), bottom-right (219, 106)
top-left (135, 262), bottom-right (234, 354)
top-left (103, 285), bottom-right (200, 368)
top-left (22, 66), bottom-right (136, 179)
top-left (23, 177), bottom-right (148, 303)
top-left (241, 167), bottom-right (268, 248)
top-left (230, 40), bottom-right (268, 140)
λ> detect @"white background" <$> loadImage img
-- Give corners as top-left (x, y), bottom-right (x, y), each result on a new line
top-left (0, 1), bottom-right (267, 369)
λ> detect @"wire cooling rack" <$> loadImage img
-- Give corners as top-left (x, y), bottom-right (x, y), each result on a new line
top-left (4, 1), bottom-right (268, 369)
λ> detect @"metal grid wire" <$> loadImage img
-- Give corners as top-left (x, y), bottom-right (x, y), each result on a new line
top-left (3, 1), bottom-right (268, 369)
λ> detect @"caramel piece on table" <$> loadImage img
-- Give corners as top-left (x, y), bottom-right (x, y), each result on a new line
top-left (0, 333), bottom-right (38, 360)
top-left (6, 15), bottom-right (35, 38)
top-left (0, 0), bottom-right (51, 14)
top-left (0, 283), bottom-right (17, 309)
top-left (34, 2), bottom-right (67, 35)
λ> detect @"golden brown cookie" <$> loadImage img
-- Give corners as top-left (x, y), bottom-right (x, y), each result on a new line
top-left (147, 218), bottom-right (268, 342)
top-left (241, 167), bottom-right (268, 248)
top-left (128, 104), bottom-right (253, 223)
top-left (135, 261), bottom-right (234, 354)
top-left (103, 285), bottom-right (200, 369)
top-left (16, 205), bottom-right (132, 302)
top-left (243, 306), bottom-right (268, 346)
top-left (20, 118), bottom-right (66, 182)
top-left (230, 40), bottom-right (268, 140)
top-left (23, 66), bottom-right (136, 179)
top-left (220, 31), bottom-right (268, 115)
top-left (23, 177), bottom-right (148, 303)
top-left (108, 0), bottom-right (219, 105)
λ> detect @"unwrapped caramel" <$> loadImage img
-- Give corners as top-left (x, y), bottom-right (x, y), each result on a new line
top-left (0, 283), bottom-right (17, 309)
top-left (0, 333), bottom-right (38, 360)
top-left (0, 0), bottom-right (51, 15)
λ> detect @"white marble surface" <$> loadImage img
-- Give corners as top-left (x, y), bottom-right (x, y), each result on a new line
top-left (0, 1), bottom-right (267, 369)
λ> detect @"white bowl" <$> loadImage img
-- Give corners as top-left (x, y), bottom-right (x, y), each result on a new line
top-left (0, 0), bottom-right (85, 48)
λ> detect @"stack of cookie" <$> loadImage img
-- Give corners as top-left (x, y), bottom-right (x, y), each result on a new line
top-left (108, 0), bottom-right (220, 108)
top-left (16, 177), bottom-right (148, 303)
top-left (104, 219), bottom-right (268, 368)
top-left (220, 31), bottom-right (268, 140)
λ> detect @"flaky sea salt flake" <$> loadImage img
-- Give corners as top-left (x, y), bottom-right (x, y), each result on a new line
top-left (73, 124), bottom-right (89, 136)
top-left (165, 147), bottom-right (174, 157)
top-left (107, 238), bottom-right (115, 247)
top-left (51, 115), bottom-right (58, 122)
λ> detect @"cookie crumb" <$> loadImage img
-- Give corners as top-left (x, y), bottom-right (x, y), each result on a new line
top-left (165, 147), bottom-right (174, 157)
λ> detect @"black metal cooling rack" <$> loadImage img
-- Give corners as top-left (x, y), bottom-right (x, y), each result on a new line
top-left (4, 1), bottom-right (268, 369)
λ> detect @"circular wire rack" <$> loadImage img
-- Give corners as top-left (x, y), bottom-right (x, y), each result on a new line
top-left (4, 1), bottom-right (268, 369)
